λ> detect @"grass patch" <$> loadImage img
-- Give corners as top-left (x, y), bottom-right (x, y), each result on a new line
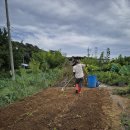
top-left (0, 68), bottom-right (65, 107)
top-left (112, 87), bottom-right (130, 96)
top-left (112, 83), bottom-right (130, 96)
top-left (121, 113), bottom-right (130, 130)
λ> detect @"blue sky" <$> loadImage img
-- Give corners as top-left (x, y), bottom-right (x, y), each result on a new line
top-left (0, 0), bottom-right (130, 58)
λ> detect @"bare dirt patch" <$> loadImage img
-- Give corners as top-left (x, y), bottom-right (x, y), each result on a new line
top-left (0, 87), bottom-right (123, 130)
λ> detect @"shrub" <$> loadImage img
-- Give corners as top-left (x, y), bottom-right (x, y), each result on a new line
top-left (93, 71), bottom-right (129, 86)
top-left (119, 65), bottom-right (130, 76)
top-left (110, 63), bottom-right (121, 73)
top-left (0, 68), bottom-right (64, 107)
top-left (113, 88), bottom-right (130, 95)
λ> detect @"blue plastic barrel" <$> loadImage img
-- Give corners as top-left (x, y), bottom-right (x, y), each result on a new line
top-left (87, 75), bottom-right (97, 88)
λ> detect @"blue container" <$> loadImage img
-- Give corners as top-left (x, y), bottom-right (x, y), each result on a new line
top-left (87, 75), bottom-right (97, 88)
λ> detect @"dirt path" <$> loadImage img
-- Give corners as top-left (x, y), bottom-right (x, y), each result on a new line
top-left (0, 87), bottom-right (122, 130)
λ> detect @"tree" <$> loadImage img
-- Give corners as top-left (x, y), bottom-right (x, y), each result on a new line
top-left (0, 28), bottom-right (10, 71)
top-left (31, 50), bottom-right (66, 71)
top-left (0, 28), bottom-right (8, 45)
top-left (0, 27), bottom-right (41, 73)
top-left (106, 48), bottom-right (110, 63)
top-left (117, 54), bottom-right (125, 65)
top-left (87, 47), bottom-right (91, 58)
top-left (99, 51), bottom-right (104, 65)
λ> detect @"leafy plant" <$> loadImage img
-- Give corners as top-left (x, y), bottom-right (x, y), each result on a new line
top-left (110, 63), bottom-right (121, 73)
top-left (93, 71), bottom-right (129, 86)
top-left (119, 65), bottom-right (130, 76)
top-left (0, 68), bottom-right (65, 107)
top-left (29, 59), bottom-right (41, 74)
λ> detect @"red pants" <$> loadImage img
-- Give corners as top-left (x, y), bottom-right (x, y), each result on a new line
top-left (75, 84), bottom-right (81, 93)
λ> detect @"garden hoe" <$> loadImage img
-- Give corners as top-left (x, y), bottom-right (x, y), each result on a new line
top-left (61, 76), bottom-right (74, 91)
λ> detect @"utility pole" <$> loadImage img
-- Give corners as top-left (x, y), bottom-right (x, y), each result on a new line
top-left (5, 0), bottom-right (15, 80)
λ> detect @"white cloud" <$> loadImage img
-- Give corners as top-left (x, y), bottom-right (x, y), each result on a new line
top-left (12, 24), bottom-right (119, 51)
top-left (0, 0), bottom-right (130, 57)
top-left (10, 0), bottom-right (84, 20)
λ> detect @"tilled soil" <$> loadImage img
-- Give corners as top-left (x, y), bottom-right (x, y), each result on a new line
top-left (0, 87), bottom-right (121, 130)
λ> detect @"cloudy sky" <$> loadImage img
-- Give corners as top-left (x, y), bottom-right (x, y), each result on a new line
top-left (0, 0), bottom-right (130, 58)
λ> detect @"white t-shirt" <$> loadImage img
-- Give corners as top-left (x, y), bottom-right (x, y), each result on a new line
top-left (73, 63), bottom-right (85, 78)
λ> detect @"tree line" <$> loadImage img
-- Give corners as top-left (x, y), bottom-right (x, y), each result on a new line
top-left (0, 28), bottom-right (66, 78)
top-left (0, 28), bottom-right (41, 72)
